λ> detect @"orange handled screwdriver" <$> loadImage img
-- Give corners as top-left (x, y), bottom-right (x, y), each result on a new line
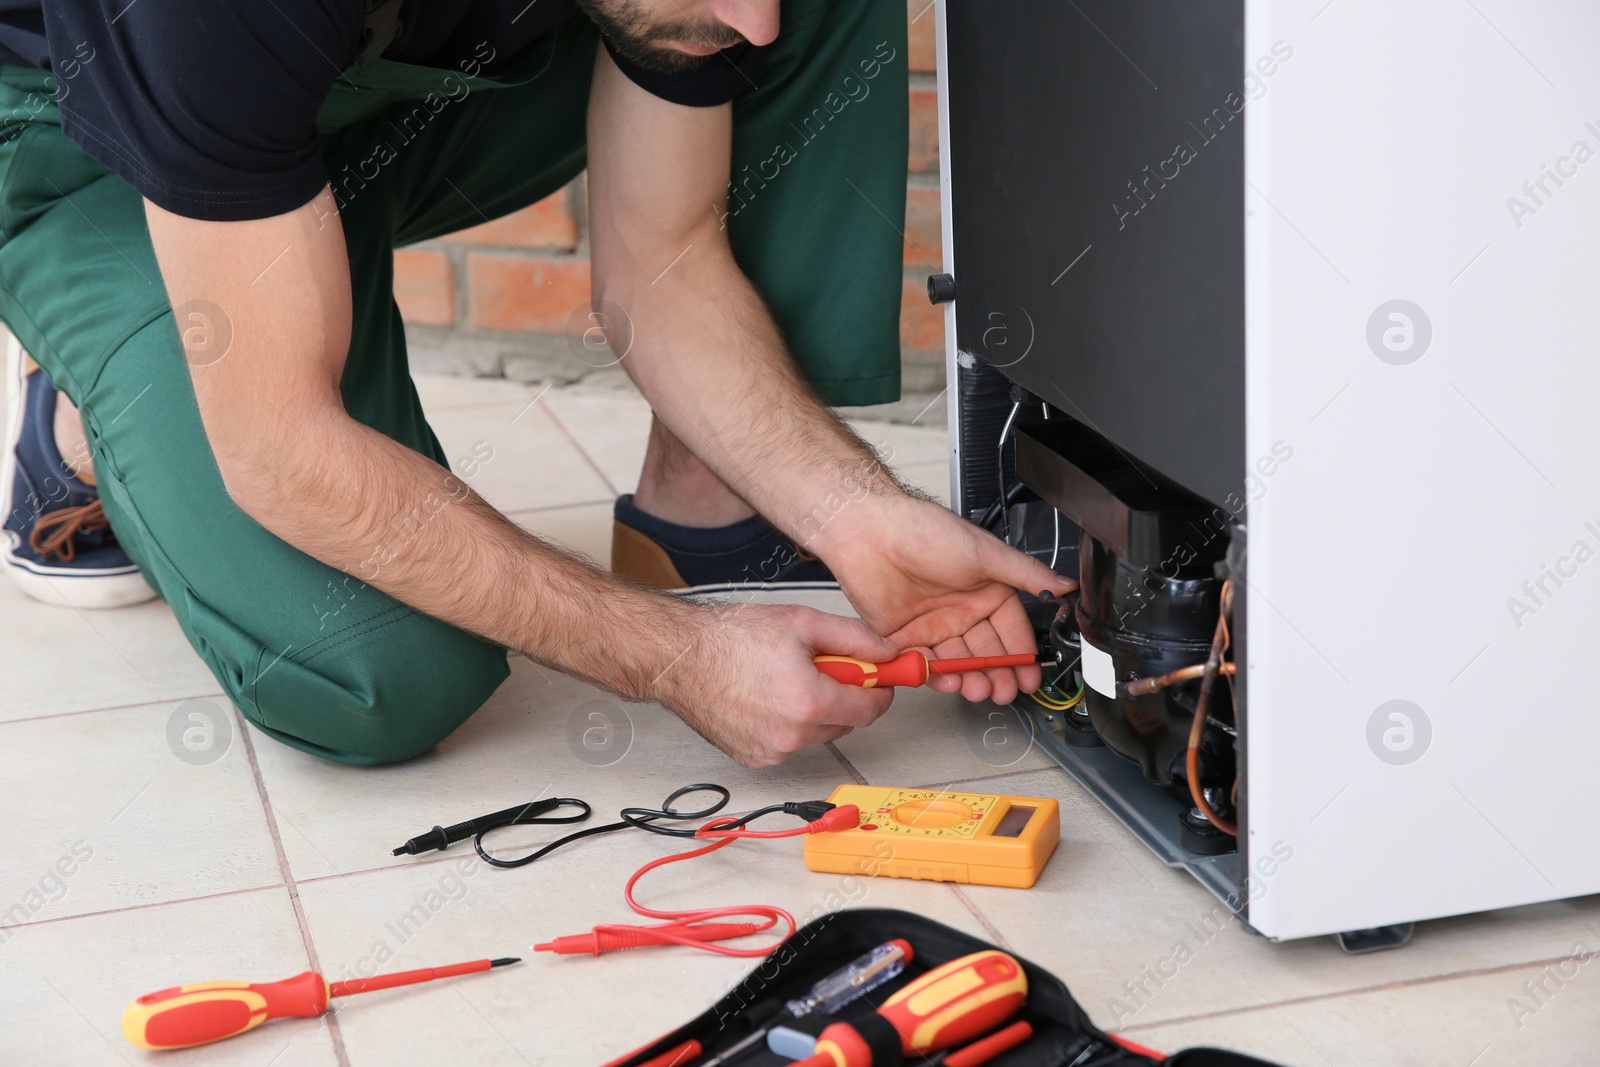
top-left (788, 949), bottom-right (1028, 1066)
top-left (814, 650), bottom-right (1038, 688)
top-left (121, 957), bottom-right (519, 1050)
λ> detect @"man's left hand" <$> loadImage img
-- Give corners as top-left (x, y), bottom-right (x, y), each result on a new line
top-left (824, 491), bottom-right (1077, 704)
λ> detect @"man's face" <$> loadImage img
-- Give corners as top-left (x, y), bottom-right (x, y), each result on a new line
top-left (577, 0), bottom-right (778, 74)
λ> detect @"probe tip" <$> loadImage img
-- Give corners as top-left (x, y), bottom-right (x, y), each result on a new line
top-left (490, 957), bottom-right (521, 967)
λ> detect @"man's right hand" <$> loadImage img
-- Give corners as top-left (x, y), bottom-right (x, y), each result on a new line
top-left (660, 603), bottom-right (899, 767)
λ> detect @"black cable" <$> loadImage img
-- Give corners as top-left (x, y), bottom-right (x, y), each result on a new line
top-left (476, 783), bottom-right (732, 869)
top-left (393, 784), bottom-right (836, 872)
top-left (975, 480), bottom-right (1028, 532)
top-left (996, 401), bottom-right (1020, 542)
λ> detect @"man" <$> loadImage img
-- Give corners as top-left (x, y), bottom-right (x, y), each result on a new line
top-left (0, 0), bottom-right (1068, 766)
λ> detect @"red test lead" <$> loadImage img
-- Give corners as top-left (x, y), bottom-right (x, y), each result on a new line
top-left (534, 803), bottom-right (860, 958)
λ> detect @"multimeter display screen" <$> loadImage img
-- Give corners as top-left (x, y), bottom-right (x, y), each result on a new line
top-left (992, 805), bottom-right (1035, 838)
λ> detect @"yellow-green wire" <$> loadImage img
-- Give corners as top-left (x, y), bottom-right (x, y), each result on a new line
top-left (1030, 681), bottom-right (1085, 711)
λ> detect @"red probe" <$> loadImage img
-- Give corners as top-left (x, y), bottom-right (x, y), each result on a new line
top-left (814, 650), bottom-right (1039, 688)
top-left (534, 805), bottom-right (861, 957)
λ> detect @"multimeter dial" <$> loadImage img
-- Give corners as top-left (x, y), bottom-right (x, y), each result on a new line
top-left (869, 790), bottom-right (996, 839)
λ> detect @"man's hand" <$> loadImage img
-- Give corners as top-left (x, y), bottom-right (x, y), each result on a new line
top-left (585, 47), bottom-right (1076, 715)
top-left (660, 602), bottom-right (898, 767)
top-left (823, 491), bottom-right (1077, 706)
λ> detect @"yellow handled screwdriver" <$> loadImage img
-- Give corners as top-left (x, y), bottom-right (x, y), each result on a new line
top-left (121, 957), bottom-right (519, 1050)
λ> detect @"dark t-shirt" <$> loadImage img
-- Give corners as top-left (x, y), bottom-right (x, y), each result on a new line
top-left (0, 1), bottom-right (763, 221)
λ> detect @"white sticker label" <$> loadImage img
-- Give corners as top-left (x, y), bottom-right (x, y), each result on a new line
top-left (1080, 638), bottom-right (1115, 698)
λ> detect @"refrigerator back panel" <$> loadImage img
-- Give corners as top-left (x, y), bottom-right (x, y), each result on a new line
top-left (943, 0), bottom-right (1246, 509)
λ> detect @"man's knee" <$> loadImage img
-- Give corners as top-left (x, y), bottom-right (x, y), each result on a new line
top-left (247, 609), bottom-right (511, 765)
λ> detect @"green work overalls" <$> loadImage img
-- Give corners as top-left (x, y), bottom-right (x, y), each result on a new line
top-left (0, 2), bottom-right (908, 763)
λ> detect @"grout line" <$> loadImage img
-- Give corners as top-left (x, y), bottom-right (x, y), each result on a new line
top-left (535, 390), bottom-right (624, 498)
top-left (946, 883), bottom-right (1012, 950)
top-left (0, 882), bottom-right (287, 933)
top-left (908, 764), bottom-right (1065, 792)
top-left (501, 497), bottom-right (616, 518)
top-left (296, 851), bottom-right (481, 886)
top-left (824, 741), bottom-right (869, 785)
top-left (238, 709), bottom-right (351, 1067)
top-left (0, 690), bottom-right (229, 728)
top-left (1116, 951), bottom-right (1600, 1034)
top-left (413, 380), bottom-right (551, 414)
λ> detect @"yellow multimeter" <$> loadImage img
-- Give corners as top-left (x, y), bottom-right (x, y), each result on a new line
top-left (802, 784), bottom-right (1060, 889)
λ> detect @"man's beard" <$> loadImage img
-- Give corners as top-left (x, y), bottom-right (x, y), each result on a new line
top-left (577, 0), bottom-right (746, 74)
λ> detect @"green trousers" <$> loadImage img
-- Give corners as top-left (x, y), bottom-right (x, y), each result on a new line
top-left (0, 3), bottom-right (908, 764)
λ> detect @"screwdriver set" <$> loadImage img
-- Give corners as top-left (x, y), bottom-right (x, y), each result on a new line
top-left (605, 908), bottom-right (1187, 1067)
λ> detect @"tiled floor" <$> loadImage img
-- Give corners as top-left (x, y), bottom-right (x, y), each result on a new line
top-left (2, 373), bottom-right (1593, 1066)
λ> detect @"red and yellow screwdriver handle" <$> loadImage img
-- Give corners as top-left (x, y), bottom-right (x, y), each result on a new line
top-left (121, 971), bottom-right (329, 1051)
top-left (815, 650), bottom-right (931, 688)
top-left (796, 949), bottom-right (1028, 1066)
top-left (814, 651), bottom-right (1039, 689)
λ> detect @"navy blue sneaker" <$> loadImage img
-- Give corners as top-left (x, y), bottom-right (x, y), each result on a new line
top-left (2, 332), bottom-right (155, 608)
top-left (610, 493), bottom-right (839, 595)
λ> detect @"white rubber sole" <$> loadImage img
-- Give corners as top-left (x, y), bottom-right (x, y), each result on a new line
top-left (1, 327), bottom-right (158, 610)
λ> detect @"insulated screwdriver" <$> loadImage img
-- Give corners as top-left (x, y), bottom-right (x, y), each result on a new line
top-left (782, 949), bottom-right (1028, 1066)
top-left (694, 940), bottom-right (913, 1067)
top-left (121, 957), bottom-right (520, 1050)
top-left (814, 650), bottom-right (1038, 688)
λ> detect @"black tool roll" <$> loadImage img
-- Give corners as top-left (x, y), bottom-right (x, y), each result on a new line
top-left (604, 908), bottom-right (1283, 1066)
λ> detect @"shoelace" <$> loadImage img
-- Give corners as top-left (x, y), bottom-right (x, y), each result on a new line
top-left (29, 499), bottom-right (112, 562)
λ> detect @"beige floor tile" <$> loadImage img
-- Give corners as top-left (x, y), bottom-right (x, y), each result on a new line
top-left (249, 658), bottom-right (859, 883)
top-left (0, 577), bottom-right (219, 723)
top-left (0, 888), bottom-right (337, 1067)
top-left (0, 702), bottom-right (282, 923)
top-left (427, 399), bottom-right (613, 514)
top-left (509, 501), bottom-right (615, 566)
top-left (1125, 964), bottom-right (1600, 1067)
top-left (413, 371), bottom-right (540, 412)
top-left (938, 768), bottom-right (1600, 1039)
top-left (830, 691), bottom-right (1057, 787)
top-left (540, 387), bottom-right (653, 496)
top-left (296, 824), bottom-right (991, 1066)
top-left (845, 418), bottom-right (950, 468)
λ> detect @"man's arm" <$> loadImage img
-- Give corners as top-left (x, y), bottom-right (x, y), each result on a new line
top-left (144, 190), bottom-right (897, 766)
top-left (586, 49), bottom-right (1072, 704)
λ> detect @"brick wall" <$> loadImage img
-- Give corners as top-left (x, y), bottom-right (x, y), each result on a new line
top-left (396, 1), bottom-right (945, 394)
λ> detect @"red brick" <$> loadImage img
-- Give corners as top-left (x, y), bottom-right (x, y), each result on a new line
top-left (442, 187), bottom-right (578, 251)
top-left (393, 249), bottom-right (455, 326)
top-left (903, 184), bottom-right (941, 267)
top-left (906, 0), bottom-right (937, 72)
top-left (899, 276), bottom-right (944, 353)
top-left (466, 253), bottom-right (590, 333)
top-left (908, 88), bottom-right (939, 174)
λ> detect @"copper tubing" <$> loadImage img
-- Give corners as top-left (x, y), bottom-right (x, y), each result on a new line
top-left (1186, 580), bottom-right (1237, 836)
top-left (1121, 660), bottom-right (1236, 696)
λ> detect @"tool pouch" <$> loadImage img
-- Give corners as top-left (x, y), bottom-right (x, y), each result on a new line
top-left (602, 907), bottom-right (1284, 1066)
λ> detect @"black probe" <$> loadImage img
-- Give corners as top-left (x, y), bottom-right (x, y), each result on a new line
top-left (392, 797), bottom-right (591, 856)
